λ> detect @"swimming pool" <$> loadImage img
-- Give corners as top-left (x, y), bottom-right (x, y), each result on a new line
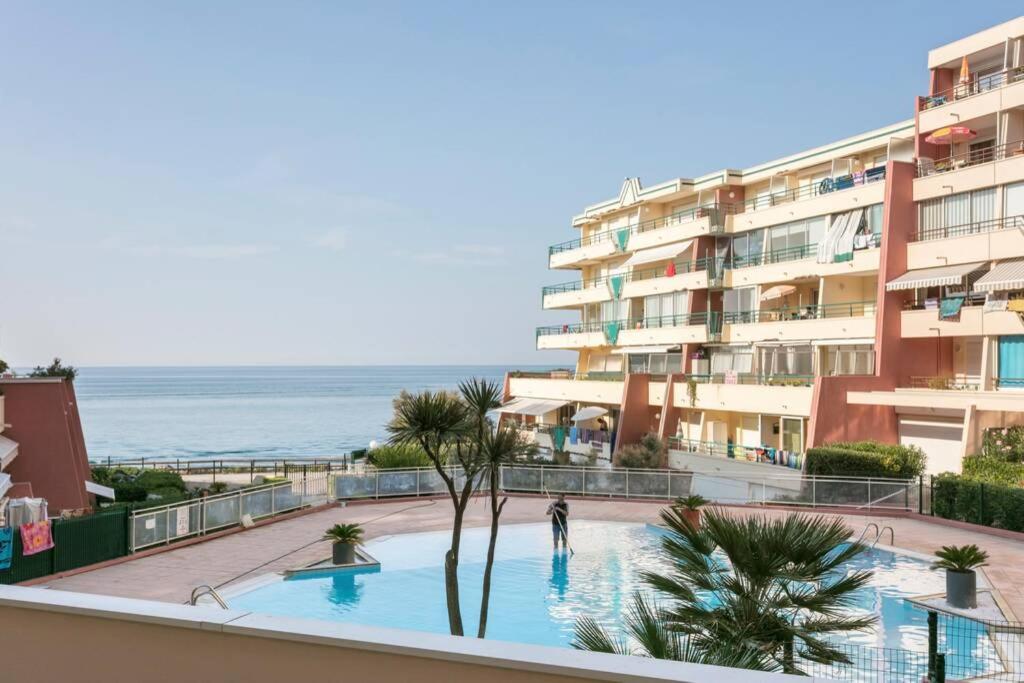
top-left (229, 520), bottom-right (1001, 678)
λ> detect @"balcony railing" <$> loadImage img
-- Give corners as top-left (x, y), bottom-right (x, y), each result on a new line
top-left (536, 312), bottom-right (714, 338)
top-left (743, 167), bottom-right (886, 213)
top-left (723, 234), bottom-right (881, 270)
top-left (905, 376), bottom-right (981, 391)
top-left (918, 65), bottom-right (1024, 110)
top-left (667, 436), bottom-right (803, 467)
top-left (688, 373), bottom-right (815, 387)
top-left (724, 300), bottom-right (877, 324)
top-left (548, 203), bottom-right (737, 256)
top-left (912, 214), bottom-right (1024, 242)
top-left (541, 257), bottom-right (711, 297)
top-left (917, 139), bottom-right (1024, 177)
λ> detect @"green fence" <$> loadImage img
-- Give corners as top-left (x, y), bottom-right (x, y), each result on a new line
top-left (0, 508), bottom-right (129, 585)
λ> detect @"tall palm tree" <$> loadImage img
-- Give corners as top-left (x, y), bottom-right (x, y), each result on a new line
top-left (476, 418), bottom-right (530, 638)
top-left (574, 507), bottom-right (875, 674)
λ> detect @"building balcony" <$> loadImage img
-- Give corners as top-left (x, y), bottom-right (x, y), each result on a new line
top-left (722, 301), bottom-right (877, 344)
top-left (915, 139), bottom-right (1024, 201)
top-left (727, 168), bottom-right (886, 234)
top-left (536, 313), bottom-right (713, 350)
top-left (547, 204), bottom-right (732, 269)
top-left (848, 384), bottom-right (1024, 414)
top-left (725, 238), bottom-right (881, 289)
top-left (901, 304), bottom-right (1024, 338)
top-left (666, 437), bottom-right (805, 476)
top-left (507, 374), bottom-right (625, 405)
top-left (907, 215), bottom-right (1024, 269)
top-left (541, 257), bottom-right (709, 310)
top-left (918, 65), bottom-right (1024, 134)
top-left (671, 374), bottom-right (815, 416)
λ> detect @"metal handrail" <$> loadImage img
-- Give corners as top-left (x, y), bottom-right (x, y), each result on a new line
top-left (190, 585), bottom-right (229, 609)
top-left (743, 167), bottom-right (886, 212)
top-left (919, 65), bottom-right (1024, 109)
top-left (913, 214), bottom-right (1024, 242)
top-left (541, 257), bottom-right (711, 296)
top-left (917, 139), bottom-right (1024, 177)
top-left (871, 526), bottom-right (895, 548)
top-left (855, 522), bottom-right (880, 545)
top-left (724, 300), bottom-right (876, 324)
top-left (536, 312), bottom-right (711, 337)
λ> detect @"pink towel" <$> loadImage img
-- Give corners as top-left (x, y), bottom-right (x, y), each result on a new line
top-left (20, 520), bottom-right (54, 556)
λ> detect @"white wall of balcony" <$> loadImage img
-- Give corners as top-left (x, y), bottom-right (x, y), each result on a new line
top-left (901, 307), bottom-right (1024, 338)
top-left (919, 79), bottom-right (1024, 134)
top-left (536, 331), bottom-right (606, 350)
top-left (621, 270), bottom-right (708, 299)
top-left (726, 182), bottom-right (884, 234)
top-left (548, 241), bottom-right (617, 269)
top-left (508, 377), bottom-right (624, 405)
top-left (727, 248), bottom-right (879, 289)
top-left (908, 228), bottom-right (1024, 270)
top-left (723, 315), bottom-right (876, 344)
top-left (629, 216), bottom-right (712, 252)
top-left (915, 154), bottom-right (1024, 201)
top-left (672, 381), bottom-right (814, 417)
top-left (542, 285), bottom-right (610, 310)
top-left (617, 325), bottom-right (708, 347)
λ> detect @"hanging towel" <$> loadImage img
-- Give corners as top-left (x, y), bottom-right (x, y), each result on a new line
top-left (20, 520), bottom-right (54, 556)
top-left (569, 427), bottom-right (579, 445)
top-left (665, 261), bottom-right (677, 277)
top-left (608, 274), bottom-right (625, 299)
top-left (834, 209), bottom-right (863, 263)
top-left (0, 528), bottom-right (12, 570)
top-left (1009, 298), bottom-right (1024, 313)
top-left (552, 426), bottom-right (567, 452)
top-left (603, 321), bottom-right (620, 345)
top-left (940, 296), bottom-right (966, 320)
top-left (614, 228), bottom-right (630, 252)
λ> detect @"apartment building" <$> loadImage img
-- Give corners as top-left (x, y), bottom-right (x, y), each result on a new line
top-left (503, 16), bottom-right (1024, 476)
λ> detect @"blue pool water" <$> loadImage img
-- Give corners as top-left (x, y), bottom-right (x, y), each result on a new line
top-left (231, 521), bottom-right (1000, 677)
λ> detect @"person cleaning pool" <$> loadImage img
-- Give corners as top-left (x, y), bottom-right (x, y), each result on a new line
top-left (547, 493), bottom-right (569, 551)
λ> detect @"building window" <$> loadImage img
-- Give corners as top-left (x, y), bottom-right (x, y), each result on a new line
top-left (709, 347), bottom-right (753, 374)
top-left (643, 291), bottom-right (687, 326)
top-left (919, 188), bottom-right (996, 231)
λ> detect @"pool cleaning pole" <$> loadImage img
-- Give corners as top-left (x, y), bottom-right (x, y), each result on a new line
top-left (544, 486), bottom-right (575, 556)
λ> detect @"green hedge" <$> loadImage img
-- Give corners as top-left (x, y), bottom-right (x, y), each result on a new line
top-left (804, 441), bottom-right (925, 479)
top-left (368, 443), bottom-right (433, 470)
top-left (933, 473), bottom-right (1024, 531)
top-left (962, 455), bottom-right (1024, 487)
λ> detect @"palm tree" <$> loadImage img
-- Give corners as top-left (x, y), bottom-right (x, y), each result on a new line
top-left (386, 377), bottom-right (503, 637)
top-left (476, 418), bottom-right (530, 638)
top-left (574, 507), bottom-right (875, 674)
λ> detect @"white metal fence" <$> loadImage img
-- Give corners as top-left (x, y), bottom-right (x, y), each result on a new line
top-left (131, 477), bottom-right (328, 551)
top-left (332, 465), bottom-right (921, 512)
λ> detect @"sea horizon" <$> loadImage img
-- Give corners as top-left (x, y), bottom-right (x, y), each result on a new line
top-left (69, 365), bottom-right (556, 463)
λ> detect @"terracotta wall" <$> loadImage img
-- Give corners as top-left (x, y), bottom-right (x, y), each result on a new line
top-left (1, 379), bottom-right (92, 512)
top-left (612, 373), bottom-right (651, 459)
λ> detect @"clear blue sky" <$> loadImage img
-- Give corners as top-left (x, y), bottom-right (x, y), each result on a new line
top-left (1, 2), bottom-right (1020, 367)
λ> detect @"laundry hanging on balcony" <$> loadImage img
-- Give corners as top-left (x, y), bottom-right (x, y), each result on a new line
top-left (603, 321), bottom-right (620, 345)
top-left (940, 295), bottom-right (965, 320)
top-left (0, 528), bottom-right (12, 571)
top-left (614, 228), bottom-right (631, 251)
top-left (607, 274), bottom-right (625, 299)
top-left (816, 208), bottom-right (863, 263)
top-left (19, 519), bottom-right (54, 556)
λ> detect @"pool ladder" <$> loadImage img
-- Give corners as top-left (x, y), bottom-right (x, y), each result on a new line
top-left (855, 523), bottom-right (895, 548)
top-left (190, 584), bottom-right (229, 610)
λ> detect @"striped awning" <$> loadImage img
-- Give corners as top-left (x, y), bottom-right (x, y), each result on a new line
top-left (621, 240), bottom-right (693, 268)
top-left (973, 259), bottom-right (1024, 293)
top-left (499, 398), bottom-right (569, 417)
top-left (885, 262), bottom-right (988, 291)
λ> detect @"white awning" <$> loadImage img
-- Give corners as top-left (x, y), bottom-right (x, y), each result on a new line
top-left (85, 480), bottom-right (116, 500)
top-left (621, 240), bottom-right (694, 268)
top-left (571, 406), bottom-right (609, 422)
top-left (499, 398), bottom-right (568, 417)
top-left (885, 262), bottom-right (988, 291)
top-left (811, 337), bottom-right (875, 347)
top-left (610, 345), bottom-right (679, 354)
top-left (0, 473), bottom-right (11, 498)
top-left (974, 259), bottom-right (1024, 293)
top-left (0, 435), bottom-right (17, 470)
top-left (760, 285), bottom-right (797, 302)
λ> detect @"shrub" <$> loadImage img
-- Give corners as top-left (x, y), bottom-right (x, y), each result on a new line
top-left (962, 454), bottom-right (1024, 487)
top-left (932, 544), bottom-right (989, 572)
top-left (0, 359), bottom-right (8, 375)
top-left (980, 426), bottom-right (1024, 462)
top-left (368, 443), bottom-right (432, 469)
top-left (28, 357), bottom-right (77, 381)
top-left (804, 441), bottom-right (925, 479)
top-left (932, 473), bottom-right (1024, 531)
top-left (618, 433), bottom-right (665, 469)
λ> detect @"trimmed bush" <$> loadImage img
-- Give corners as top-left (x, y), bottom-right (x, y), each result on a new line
top-left (134, 469), bottom-right (187, 494)
top-left (962, 454), bottom-right (1024, 487)
top-left (804, 441), bottom-right (925, 479)
top-left (368, 443), bottom-right (432, 470)
top-left (932, 473), bottom-right (1024, 532)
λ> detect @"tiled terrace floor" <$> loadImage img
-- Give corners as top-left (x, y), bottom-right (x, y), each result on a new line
top-left (39, 497), bottom-right (1024, 619)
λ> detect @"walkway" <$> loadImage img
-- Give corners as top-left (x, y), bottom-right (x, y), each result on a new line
top-left (37, 497), bottom-right (1024, 618)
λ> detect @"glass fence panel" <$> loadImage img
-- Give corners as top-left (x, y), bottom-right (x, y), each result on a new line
top-left (501, 466), bottom-right (544, 491)
top-left (205, 497), bottom-right (241, 530)
top-left (378, 471), bottom-right (420, 497)
top-left (543, 469), bottom-right (584, 494)
top-left (242, 488), bottom-right (273, 519)
top-left (625, 471), bottom-right (671, 498)
top-left (334, 473), bottom-right (378, 499)
top-left (584, 470), bottom-right (627, 496)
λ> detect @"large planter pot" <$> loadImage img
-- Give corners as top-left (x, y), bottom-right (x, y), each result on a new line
top-left (332, 542), bottom-right (356, 566)
top-left (946, 569), bottom-right (977, 609)
top-left (679, 508), bottom-right (702, 528)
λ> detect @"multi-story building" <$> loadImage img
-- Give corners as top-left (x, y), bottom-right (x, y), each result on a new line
top-left (503, 16), bottom-right (1024, 476)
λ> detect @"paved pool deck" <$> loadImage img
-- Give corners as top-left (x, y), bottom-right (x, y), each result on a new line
top-left (36, 497), bottom-right (1024, 619)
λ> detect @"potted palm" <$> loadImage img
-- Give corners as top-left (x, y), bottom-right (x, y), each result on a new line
top-left (672, 494), bottom-right (708, 527)
top-left (932, 544), bottom-right (989, 609)
top-left (324, 523), bottom-right (364, 566)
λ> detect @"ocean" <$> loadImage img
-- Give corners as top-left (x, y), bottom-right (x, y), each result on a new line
top-left (74, 366), bottom-right (551, 462)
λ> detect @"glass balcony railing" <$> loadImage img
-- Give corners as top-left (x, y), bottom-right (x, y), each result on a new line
top-left (723, 300), bottom-right (876, 324)
top-left (688, 373), bottom-right (815, 387)
top-left (913, 214), bottom-right (1024, 242)
top-left (667, 436), bottom-right (803, 466)
top-left (743, 167), bottom-right (886, 213)
top-left (541, 257), bottom-right (712, 297)
top-left (547, 203), bottom-right (737, 256)
top-left (536, 312), bottom-right (712, 338)
top-left (723, 235), bottom-right (881, 270)
top-left (918, 65), bottom-right (1024, 111)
